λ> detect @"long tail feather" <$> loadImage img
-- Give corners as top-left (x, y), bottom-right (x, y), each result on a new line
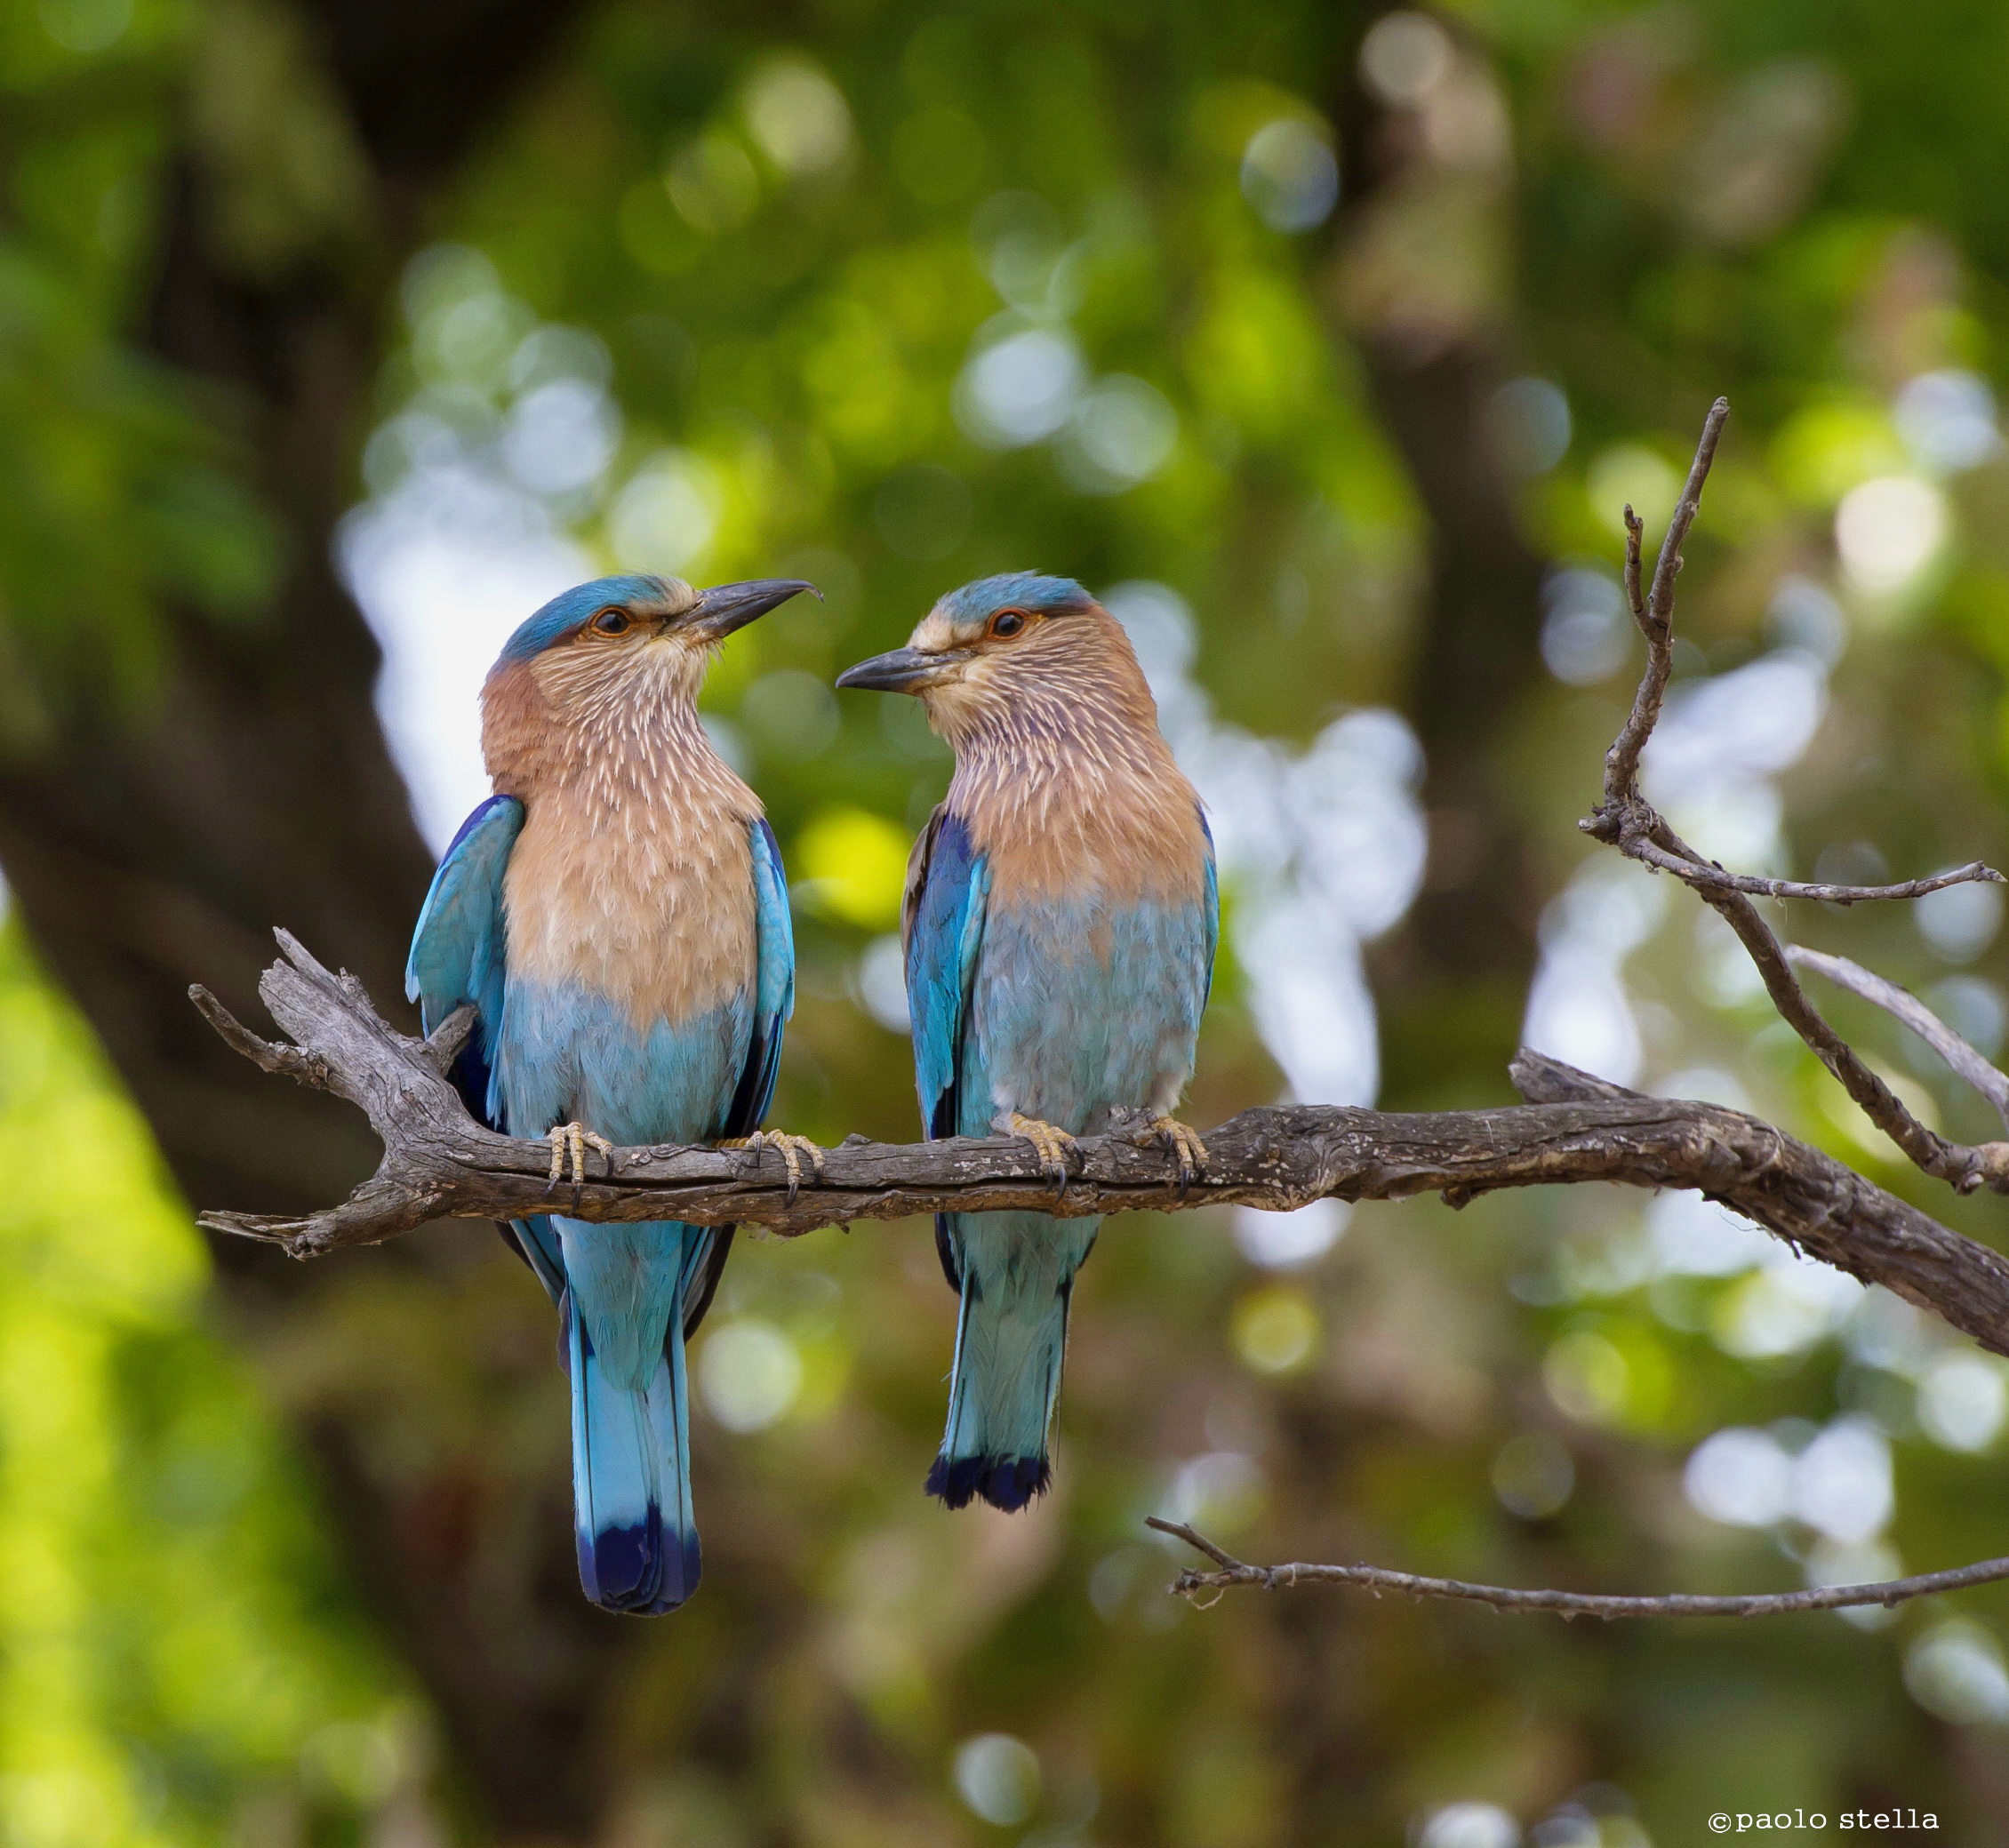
top-left (554, 1217), bottom-right (707, 1615)
top-left (927, 1210), bottom-right (1099, 1512)
top-left (564, 1291), bottom-right (700, 1613)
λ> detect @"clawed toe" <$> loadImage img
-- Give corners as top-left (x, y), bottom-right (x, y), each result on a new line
top-left (721, 1130), bottom-right (828, 1204)
top-left (1138, 1115), bottom-right (1208, 1191)
top-left (547, 1121), bottom-right (616, 1190)
top-left (1005, 1112), bottom-right (1078, 1196)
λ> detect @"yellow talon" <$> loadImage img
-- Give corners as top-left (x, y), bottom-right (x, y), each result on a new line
top-left (721, 1130), bottom-right (828, 1204)
top-left (548, 1121), bottom-right (615, 1187)
top-left (1142, 1115), bottom-right (1208, 1189)
top-left (1005, 1112), bottom-right (1078, 1193)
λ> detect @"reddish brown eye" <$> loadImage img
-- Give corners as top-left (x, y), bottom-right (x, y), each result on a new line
top-left (590, 608), bottom-right (631, 636)
top-left (989, 609), bottom-right (1028, 638)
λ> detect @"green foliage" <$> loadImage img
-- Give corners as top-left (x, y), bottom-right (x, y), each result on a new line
top-left (0, 927), bottom-right (408, 1844)
top-left (0, 0), bottom-right (283, 743)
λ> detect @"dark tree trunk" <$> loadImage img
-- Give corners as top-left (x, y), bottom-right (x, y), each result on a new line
top-left (1325, 17), bottom-right (1553, 1109)
top-left (0, 2), bottom-right (620, 1837)
top-left (1358, 335), bottom-right (1551, 1106)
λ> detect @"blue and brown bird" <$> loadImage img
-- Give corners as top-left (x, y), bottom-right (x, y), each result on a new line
top-left (405, 572), bottom-right (819, 1612)
top-left (837, 572), bottom-right (1217, 1510)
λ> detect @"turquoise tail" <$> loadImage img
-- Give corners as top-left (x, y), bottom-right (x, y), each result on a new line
top-left (926, 1210), bottom-right (1100, 1512)
top-left (551, 1217), bottom-right (708, 1615)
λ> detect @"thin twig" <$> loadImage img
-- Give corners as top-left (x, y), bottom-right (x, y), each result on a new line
top-left (1600, 398), bottom-right (1729, 803)
top-left (1145, 1519), bottom-right (2009, 1620)
top-left (1789, 948), bottom-right (2009, 1134)
top-left (1581, 400), bottom-right (2009, 1196)
top-left (1632, 845), bottom-right (2002, 908)
top-left (1653, 817), bottom-right (1996, 1185)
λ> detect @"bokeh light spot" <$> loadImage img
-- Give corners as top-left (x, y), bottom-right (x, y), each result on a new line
top-left (1230, 1285), bottom-right (1320, 1373)
top-left (952, 1733), bottom-right (1040, 1827)
top-left (699, 1319), bottom-right (803, 1433)
top-left (796, 807), bottom-right (911, 928)
top-left (1240, 119), bottom-right (1339, 232)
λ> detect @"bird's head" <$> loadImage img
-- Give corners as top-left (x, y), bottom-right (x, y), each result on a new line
top-left (482, 573), bottom-right (814, 787)
top-left (836, 572), bottom-right (1147, 744)
top-left (492, 573), bottom-right (816, 698)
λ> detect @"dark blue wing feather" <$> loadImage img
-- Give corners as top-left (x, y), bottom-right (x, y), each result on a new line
top-left (722, 815), bottom-right (795, 1140)
top-left (902, 806), bottom-right (989, 1143)
top-left (1198, 806), bottom-right (1219, 1010)
top-left (406, 793), bottom-right (524, 1131)
top-left (902, 806), bottom-right (989, 1292)
top-left (404, 796), bottom-right (562, 1297)
top-left (681, 815), bottom-right (796, 1338)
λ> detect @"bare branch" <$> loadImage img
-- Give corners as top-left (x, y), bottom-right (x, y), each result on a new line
top-left (1789, 948), bottom-right (2009, 1134)
top-left (191, 389), bottom-right (2009, 1628)
top-left (1145, 1519), bottom-right (2009, 1620)
top-left (1646, 397), bottom-right (1731, 630)
top-left (1633, 846), bottom-right (2003, 909)
top-left (191, 941), bottom-right (2009, 1362)
top-left (1600, 397), bottom-right (1728, 803)
top-left (1580, 401), bottom-right (2009, 1196)
top-left (187, 984), bottom-right (324, 1084)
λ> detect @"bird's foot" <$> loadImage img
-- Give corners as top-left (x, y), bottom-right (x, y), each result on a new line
top-left (1004, 1113), bottom-right (1078, 1197)
top-left (547, 1122), bottom-right (616, 1191)
top-left (720, 1131), bottom-right (828, 1205)
top-left (1132, 1115), bottom-right (1208, 1192)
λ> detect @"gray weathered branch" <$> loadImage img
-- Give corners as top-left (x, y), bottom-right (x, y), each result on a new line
top-left (1156, 395), bottom-right (2009, 1614)
top-left (193, 933), bottom-right (2009, 1361)
top-left (1146, 1518), bottom-right (2009, 1619)
top-left (1789, 947), bottom-right (2009, 1135)
top-left (1581, 399), bottom-right (2009, 1195)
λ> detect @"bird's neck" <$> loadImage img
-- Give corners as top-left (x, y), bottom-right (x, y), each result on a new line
top-left (945, 689), bottom-right (1205, 902)
top-left (484, 652), bottom-right (758, 827)
top-left (492, 655), bottom-right (763, 1026)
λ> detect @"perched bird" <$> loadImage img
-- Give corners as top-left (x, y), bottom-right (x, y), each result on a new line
top-left (837, 573), bottom-right (1216, 1510)
top-left (406, 572), bottom-right (819, 1613)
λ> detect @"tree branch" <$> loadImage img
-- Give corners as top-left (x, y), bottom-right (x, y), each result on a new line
top-left (1136, 396), bottom-right (2009, 1615)
top-left (1631, 845), bottom-right (2000, 909)
top-left (1789, 947), bottom-right (2009, 1135)
top-left (1581, 401), bottom-right (2009, 1195)
top-left (192, 936), bottom-right (2009, 1364)
top-left (1145, 1519), bottom-right (2009, 1620)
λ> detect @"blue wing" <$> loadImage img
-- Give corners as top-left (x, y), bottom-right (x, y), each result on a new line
top-left (404, 795), bottom-right (565, 1299)
top-left (902, 806), bottom-right (989, 1143)
top-left (676, 815), bottom-right (796, 1338)
top-left (902, 806), bottom-right (989, 1292)
top-left (722, 815), bottom-right (795, 1140)
top-left (405, 793), bottom-right (525, 1130)
top-left (1198, 806), bottom-right (1219, 1010)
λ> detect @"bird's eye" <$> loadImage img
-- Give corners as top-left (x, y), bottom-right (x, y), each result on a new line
top-left (988, 609), bottom-right (1029, 639)
top-left (590, 608), bottom-right (631, 636)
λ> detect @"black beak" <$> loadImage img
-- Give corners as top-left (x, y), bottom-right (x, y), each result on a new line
top-left (835, 645), bottom-right (965, 693)
top-left (686, 578), bottom-right (819, 641)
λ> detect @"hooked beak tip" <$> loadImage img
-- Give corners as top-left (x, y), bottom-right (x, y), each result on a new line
top-left (688, 578), bottom-right (819, 639)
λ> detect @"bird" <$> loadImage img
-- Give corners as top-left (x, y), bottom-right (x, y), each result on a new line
top-left (836, 572), bottom-right (1216, 1511)
top-left (405, 572), bottom-right (820, 1613)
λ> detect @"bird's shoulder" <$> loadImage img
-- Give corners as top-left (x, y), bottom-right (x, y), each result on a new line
top-left (903, 804), bottom-right (985, 952)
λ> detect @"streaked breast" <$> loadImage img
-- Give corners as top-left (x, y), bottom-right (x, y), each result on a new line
top-left (504, 775), bottom-right (758, 1028)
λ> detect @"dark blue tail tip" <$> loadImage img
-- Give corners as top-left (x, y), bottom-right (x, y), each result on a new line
top-left (926, 1452), bottom-right (1052, 1512)
top-left (577, 1519), bottom-right (701, 1616)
